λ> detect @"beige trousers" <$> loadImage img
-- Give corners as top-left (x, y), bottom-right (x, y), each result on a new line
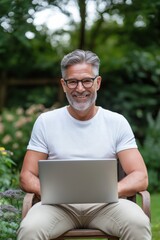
top-left (17, 199), bottom-right (151, 240)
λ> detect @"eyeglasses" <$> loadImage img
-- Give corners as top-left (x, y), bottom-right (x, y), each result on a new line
top-left (64, 76), bottom-right (98, 89)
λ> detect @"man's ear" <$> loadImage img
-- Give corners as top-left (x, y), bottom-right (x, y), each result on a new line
top-left (60, 79), bottom-right (66, 93)
top-left (96, 76), bottom-right (102, 91)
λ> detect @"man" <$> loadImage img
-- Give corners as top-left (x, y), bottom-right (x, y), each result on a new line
top-left (17, 49), bottom-right (151, 239)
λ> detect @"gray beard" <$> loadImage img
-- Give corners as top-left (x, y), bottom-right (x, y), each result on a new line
top-left (65, 91), bottom-right (97, 111)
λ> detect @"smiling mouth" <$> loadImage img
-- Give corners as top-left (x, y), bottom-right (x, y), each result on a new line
top-left (73, 92), bottom-right (90, 98)
top-left (76, 95), bottom-right (88, 98)
top-left (73, 95), bottom-right (89, 102)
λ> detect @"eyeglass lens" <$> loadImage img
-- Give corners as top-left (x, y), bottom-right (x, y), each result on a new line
top-left (65, 77), bottom-right (97, 89)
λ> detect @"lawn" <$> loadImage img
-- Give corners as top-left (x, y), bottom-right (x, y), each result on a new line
top-left (151, 194), bottom-right (160, 240)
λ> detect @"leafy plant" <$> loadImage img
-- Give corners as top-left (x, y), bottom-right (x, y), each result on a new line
top-left (0, 104), bottom-right (46, 168)
top-left (139, 111), bottom-right (160, 192)
top-left (0, 147), bottom-right (18, 191)
top-left (0, 189), bottom-right (24, 240)
top-left (0, 148), bottom-right (24, 239)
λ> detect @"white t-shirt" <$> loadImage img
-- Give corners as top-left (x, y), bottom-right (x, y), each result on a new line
top-left (27, 106), bottom-right (137, 160)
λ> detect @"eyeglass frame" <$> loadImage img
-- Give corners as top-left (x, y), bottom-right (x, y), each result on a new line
top-left (63, 76), bottom-right (98, 89)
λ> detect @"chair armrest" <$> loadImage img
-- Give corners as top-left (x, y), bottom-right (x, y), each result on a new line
top-left (137, 190), bottom-right (151, 220)
top-left (22, 193), bottom-right (35, 219)
top-left (22, 191), bottom-right (151, 222)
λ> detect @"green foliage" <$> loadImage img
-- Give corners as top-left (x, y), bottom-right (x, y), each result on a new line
top-left (0, 0), bottom-right (70, 78)
top-left (0, 103), bottom-right (59, 168)
top-left (0, 148), bottom-right (24, 239)
top-left (97, 48), bottom-right (160, 141)
top-left (7, 86), bottom-right (59, 109)
top-left (0, 189), bottom-right (24, 240)
top-left (0, 148), bottom-right (18, 191)
top-left (0, 0), bottom-right (160, 126)
top-left (0, 105), bottom-right (45, 168)
top-left (139, 112), bottom-right (160, 193)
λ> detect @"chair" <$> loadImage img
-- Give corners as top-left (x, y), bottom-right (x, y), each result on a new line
top-left (22, 161), bottom-right (151, 240)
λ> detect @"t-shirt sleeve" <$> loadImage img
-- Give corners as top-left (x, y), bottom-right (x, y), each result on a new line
top-left (27, 114), bottom-right (48, 154)
top-left (116, 115), bottom-right (137, 153)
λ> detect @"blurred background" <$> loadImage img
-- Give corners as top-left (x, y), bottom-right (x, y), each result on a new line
top-left (0, 1), bottom-right (160, 238)
top-left (0, 0), bottom-right (160, 192)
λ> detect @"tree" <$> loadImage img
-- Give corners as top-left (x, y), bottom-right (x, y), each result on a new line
top-left (0, 0), bottom-right (159, 132)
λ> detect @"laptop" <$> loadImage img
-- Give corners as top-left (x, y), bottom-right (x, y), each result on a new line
top-left (39, 159), bottom-right (118, 204)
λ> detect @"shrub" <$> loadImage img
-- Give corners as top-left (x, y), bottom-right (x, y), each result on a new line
top-left (0, 103), bottom-right (60, 169)
top-left (0, 189), bottom-right (24, 240)
top-left (139, 111), bottom-right (160, 193)
top-left (0, 147), bottom-right (24, 239)
top-left (0, 147), bottom-right (18, 191)
top-left (0, 104), bottom-right (49, 168)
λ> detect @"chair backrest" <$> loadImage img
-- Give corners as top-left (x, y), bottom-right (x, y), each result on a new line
top-left (118, 160), bottom-right (126, 181)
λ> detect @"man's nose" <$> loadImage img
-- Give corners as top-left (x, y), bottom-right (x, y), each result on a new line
top-left (76, 81), bottom-right (85, 92)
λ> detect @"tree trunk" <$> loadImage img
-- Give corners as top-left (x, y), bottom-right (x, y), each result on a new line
top-left (78, 0), bottom-right (86, 49)
top-left (0, 72), bottom-right (7, 111)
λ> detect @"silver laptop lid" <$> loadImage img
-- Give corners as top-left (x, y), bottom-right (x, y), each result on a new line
top-left (39, 159), bottom-right (118, 204)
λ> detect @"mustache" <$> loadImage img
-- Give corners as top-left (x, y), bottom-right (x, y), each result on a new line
top-left (72, 91), bottom-right (90, 97)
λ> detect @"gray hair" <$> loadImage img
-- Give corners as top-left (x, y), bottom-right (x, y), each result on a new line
top-left (61, 49), bottom-right (100, 78)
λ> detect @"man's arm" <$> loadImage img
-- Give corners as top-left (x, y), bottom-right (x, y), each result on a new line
top-left (117, 148), bottom-right (148, 198)
top-left (19, 150), bottom-right (48, 197)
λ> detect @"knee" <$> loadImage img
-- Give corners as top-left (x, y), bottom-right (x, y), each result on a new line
top-left (120, 201), bottom-right (151, 238)
top-left (117, 199), bottom-right (151, 238)
top-left (127, 210), bottom-right (150, 229)
top-left (17, 220), bottom-right (46, 240)
top-left (123, 214), bottom-right (151, 239)
top-left (125, 202), bottom-right (150, 228)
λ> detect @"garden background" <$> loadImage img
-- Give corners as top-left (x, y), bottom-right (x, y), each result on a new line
top-left (0, 0), bottom-right (160, 239)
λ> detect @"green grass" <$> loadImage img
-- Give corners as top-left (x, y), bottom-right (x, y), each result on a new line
top-left (151, 194), bottom-right (160, 240)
